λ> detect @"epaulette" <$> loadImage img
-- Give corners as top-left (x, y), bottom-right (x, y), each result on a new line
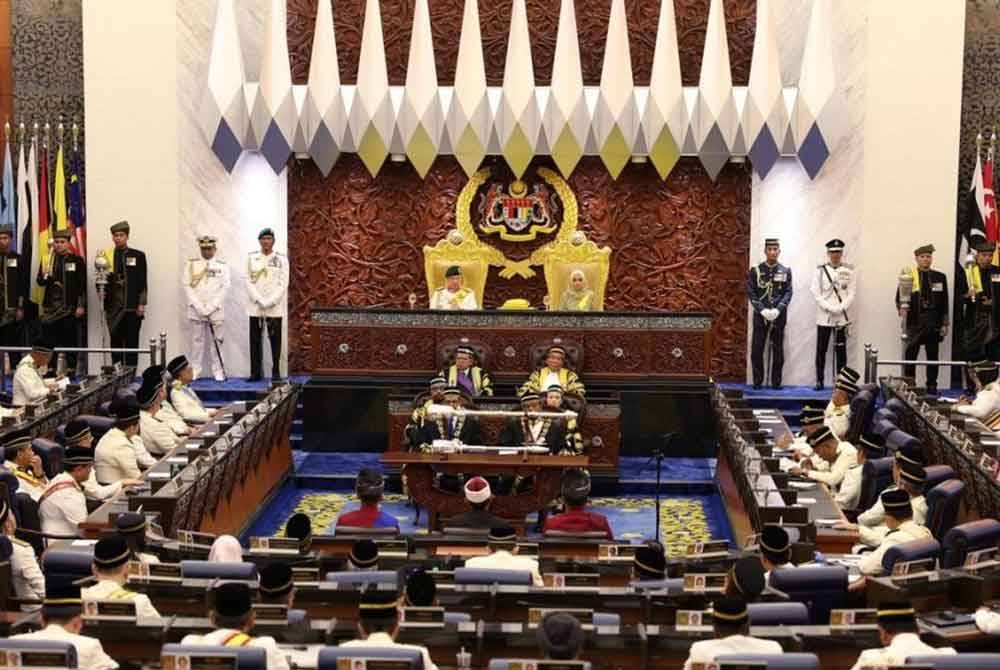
top-left (11, 537), bottom-right (29, 547)
top-left (840, 262), bottom-right (854, 269)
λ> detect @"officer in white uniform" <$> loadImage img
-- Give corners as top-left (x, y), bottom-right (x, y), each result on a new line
top-left (429, 265), bottom-right (478, 310)
top-left (849, 603), bottom-right (955, 670)
top-left (858, 489), bottom-right (933, 576)
top-left (38, 446), bottom-right (94, 537)
top-left (246, 227), bottom-right (288, 381)
top-left (180, 582), bottom-right (290, 670)
top-left (811, 239), bottom-right (857, 390)
top-left (12, 338), bottom-right (56, 406)
top-left (339, 589), bottom-right (439, 670)
top-left (168, 355), bottom-right (215, 424)
top-left (10, 576), bottom-right (118, 670)
top-left (94, 394), bottom-right (143, 483)
top-left (682, 596), bottom-right (782, 670)
top-left (3, 429), bottom-right (47, 501)
top-left (82, 536), bottom-right (161, 620)
top-left (2, 498), bottom-right (45, 603)
top-left (185, 235), bottom-right (230, 381)
top-left (463, 525), bottom-right (543, 586)
top-left (137, 375), bottom-right (180, 457)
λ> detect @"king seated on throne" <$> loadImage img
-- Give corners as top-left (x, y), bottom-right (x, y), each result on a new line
top-left (429, 265), bottom-right (478, 311)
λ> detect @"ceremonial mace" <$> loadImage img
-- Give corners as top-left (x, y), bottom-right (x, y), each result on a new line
top-left (898, 268), bottom-right (914, 362)
top-left (94, 250), bottom-right (111, 366)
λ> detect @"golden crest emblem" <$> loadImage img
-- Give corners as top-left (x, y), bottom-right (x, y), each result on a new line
top-left (478, 177), bottom-right (558, 242)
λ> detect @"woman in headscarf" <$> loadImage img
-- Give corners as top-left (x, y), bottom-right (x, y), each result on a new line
top-left (557, 269), bottom-right (595, 311)
top-left (207, 534), bottom-right (244, 562)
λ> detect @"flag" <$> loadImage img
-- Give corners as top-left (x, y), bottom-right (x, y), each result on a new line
top-left (0, 139), bottom-right (14, 234)
top-left (68, 150), bottom-right (85, 257)
top-left (53, 144), bottom-right (69, 241)
top-left (960, 151), bottom-right (988, 266)
top-left (985, 147), bottom-right (998, 244)
top-left (32, 144), bottom-right (50, 306)
top-left (16, 140), bottom-right (31, 274)
top-left (22, 140), bottom-right (39, 305)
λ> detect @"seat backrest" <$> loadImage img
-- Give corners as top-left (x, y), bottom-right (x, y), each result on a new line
top-left (873, 417), bottom-right (897, 438)
top-left (715, 653), bottom-right (819, 670)
top-left (592, 612), bottom-right (621, 626)
top-left (318, 646), bottom-right (422, 670)
top-left (768, 566), bottom-right (848, 624)
top-left (906, 655), bottom-right (1000, 669)
top-left (32, 437), bottom-right (64, 479)
top-left (162, 644), bottom-right (266, 670)
top-left (44, 549), bottom-right (96, 581)
top-left (454, 567), bottom-right (533, 585)
top-left (179, 560), bottom-right (257, 581)
top-left (857, 457), bottom-right (895, 512)
top-left (0, 639), bottom-right (76, 668)
top-left (924, 464), bottom-right (955, 491)
top-left (925, 479), bottom-right (965, 540)
top-left (13, 493), bottom-right (44, 554)
top-left (847, 390), bottom-right (874, 442)
top-left (490, 661), bottom-right (591, 670)
top-left (324, 570), bottom-right (399, 585)
top-left (529, 340), bottom-right (584, 371)
top-left (884, 397), bottom-right (906, 414)
top-left (941, 519), bottom-right (1000, 568)
top-left (748, 601), bottom-right (810, 626)
top-left (437, 340), bottom-right (493, 371)
top-left (882, 537), bottom-right (941, 573)
top-left (79, 414), bottom-right (116, 442)
top-left (885, 429), bottom-right (920, 453)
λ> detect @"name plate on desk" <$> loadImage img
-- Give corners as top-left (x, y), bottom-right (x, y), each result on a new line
top-left (676, 609), bottom-right (712, 631)
top-left (682, 573), bottom-right (727, 593)
top-left (249, 536), bottom-right (300, 554)
top-left (547, 573), bottom-right (600, 588)
top-left (292, 567), bottom-right (321, 583)
top-left (163, 653), bottom-right (237, 670)
top-left (529, 608), bottom-right (594, 625)
top-left (712, 663), bottom-right (767, 670)
top-left (686, 540), bottom-right (730, 558)
top-left (252, 603), bottom-right (288, 624)
top-left (598, 544), bottom-right (637, 560)
top-left (399, 606), bottom-right (445, 626)
top-left (0, 649), bottom-right (74, 668)
top-left (427, 570), bottom-right (455, 584)
top-left (891, 558), bottom-right (937, 582)
top-left (830, 608), bottom-right (878, 629)
top-left (128, 560), bottom-right (182, 582)
top-left (178, 530), bottom-right (216, 550)
top-left (516, 542), bottom-right (539, 557)
top-left (375, 538), bottom-right (409, 553)
top-left (965, 547), bottom-right (1000, 572)
top-left (332, 660), bottom-right (414, 670)
top-left (83, 599), bottom-right (137, 622)
top-left (498, 663), bottom-right (589, 670)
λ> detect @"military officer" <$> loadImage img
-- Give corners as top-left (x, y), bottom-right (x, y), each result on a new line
top-left (3, 429), bottom-right (47, 500)
top-left (858, 489), bottom-right (933, 576)
top-left (0, 224), bottom-right (24, 350)
top-left (247, 228), bottom-right (288, 381)
top-left (519, 345), bottom-right (585, 396)
top-left (849, 604), bottom-right (955, 670)
top-left (167, 355), bottom-right (215, 423)
top-left (82, 536), bottom-right (161, 620)
top-left (94, 394), bottom-right (143, 483)
top-left (104, 221), bottom-right (147, 367)
top-left (12, 338), bottom-right (56, 406)
top-left (895, 244), bottom-right (949, 393)
top-left (38, 446), bottom-right (94, 537)
top-left (811, 239), bottom-right (856, 390)
top-left (1, 497), bottom-right (45, 604)
top-left (184, 235), bottom-right (230, 381)
top-left (440, 345), bottom-right (493, 396)
top-left (38, 229), bottom-right (86, 373)
top-left (747, 238), bottom-right (792, 389)
top-left (957, 239), bottom-right (1000, 363)
top-left (430, 265), bottom-right (478, 310)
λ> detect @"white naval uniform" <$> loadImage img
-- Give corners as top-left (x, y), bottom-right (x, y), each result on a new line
top-left (39, 472), bottom-right (87, 537)
top-left (180, 629), bottom-right (290, 670)
top-left (807, 441), bottom-right (858, 487)
top-left (341, 632), bottom-right (439, 670)
top-left (139, 409), bottom-right (180, 456)
top-left (811, 262), bottom-right (857, 327)
top-left (170, 381), bottom-right (212, 423)
top-left (464, 550), bottom-right (544, 586)
top-left (10, 536), bottom-right (45, 602)
top-left (429, 287), bottom-right (478, 310)
top-left (858, 520), bottom-right (934, 576)
top-left (956, 382), bottom-right (1000, 420)
top-left (12, 356), bottom-right (49, 406)
top-left (95, 428), bottom-right (141, 483)
top-left (184, 256), bottom-right (231, 380)
top-left (11, 624), bottom-right (118, 670)
top-left (246, 250), bottom-right (289, 319)
top-left (5, 462), bottom-right (46, 501)
top-left (857, 492), bottom-right (928, 547)
top-left (835, 463), bottom-right (864, 509)
top-left (849, 633), bottom-right (955, 670)
top-left (82, 579), bottom-right (161, 620)
top-left (683, 635), bottom-right (783, 670)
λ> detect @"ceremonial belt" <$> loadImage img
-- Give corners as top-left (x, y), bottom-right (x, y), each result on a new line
top-left (109, 588), bottom-right (137, 601)
top-left (39, 480), bottom-right (80, 505)
top-left (222, 632), bottom-right (253, 647)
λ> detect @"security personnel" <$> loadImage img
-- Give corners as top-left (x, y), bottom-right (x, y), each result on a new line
top-left (440, 345), bottom-right (493, 396)
top-left (38, 446), bottom-right (94, 537)
top-left (747, 238), bottom-right (792, 389)
top-left (82, 536), bottom-right (161, 620)
top-left (895, 244), bottom-right (949, 393)
top-left (3, 429), bottom-right (47, 500)
top-left (0, 224), bottom-right (25, 349)
top-left (37, 229), bottom-right (86, 373)
top-left (1, 497), bottom-right (45, 604)
top-left (115, 512), bottom-right (159, 565)
top-left (137, 376), bottom-right (181, 457)
top-left (340, 590), bottom-right (439, 670)
top-left (811, 239), bottom-right (856, 390)
top-left (858, 489), bottom-right (933, 576)
top-left (464, 525), bottom-right (544, 586)
top-left (429, 265), bottom-right (477, 310)
top-left (94, 394), bottom-right (143, 483)
top-left (180, 582), bottom-right (290, 669)
top-left (958, 239), bottom-right (1000, 362)
top-left (184, 235), bottom-right (230, 381)
top-left (849, 603), bottom-right (955, 669)
top-left (167, 355), bottom-right (214, 423)
top-left (104, 221), bottom-right (148, 367)
top-left (12, 338), bottom-right (56, 406)
top-left (246, 228), bottom-right (287, 380)
top-left (682, 596), bottom-right (782, 670)
top-left (519, 345), bottom-right (585, 396)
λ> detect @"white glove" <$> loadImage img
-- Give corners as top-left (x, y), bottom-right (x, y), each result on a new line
top-left (762, 308), bottom-right (778, 322)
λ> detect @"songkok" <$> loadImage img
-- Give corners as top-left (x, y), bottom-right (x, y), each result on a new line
top-left (349, 539), bottom-right (379, 569)
top-left (63, 418), bottom-right (92, 446)
top-left (93, 536), bottom-right (131, 570)
top-left (142, 365), bottom-right (165, 386)
top-left (428, 376), bottom-right (447, 387)
top-left (42, 575), bottom-right (83, 619)
top-left (198, 235), bottom-right (217, 249)
top-left (214, 582), bottom-right (253, 618)
top-left (3, 428), bottom-right (32, 455)
top-left (520, 392), bottom-right (540, 405)
top-left (0, 224), bottom-right (13, 236)
top-left (760, 525), bottom-right (791, 555)
top-left (838, 367), bottom-right (861, 383)
top-left (712, 596), bottom-right (749, 622)
top-left (877, 602), bottom-right (916, 626)
top-left (136, 380), bottom-right (161, 409)
top-left (545, 385), bottom-right (564, 396)
top-left (52, 229), bottom-right (72, 241)
top-left (825, 239), bottom-right (845, 251)
top-left (881, 489), bottom-right (913, 517)
top-left (257, 227), bottom-right (275, 240)
top-left (110, 221), bottom-right (130, 235)
top-left (807, 427), bottom-right (834, 448)
top-left (259, 562), bottom-right (294, 598)
top-left (633, 545), bottom-right (666, 579)
top-left (115, 511), bottom-right (147, 536)
top-left (442, 386), bottom-right (462, 398)
top-left (764, 238), bottom-right (780, 247)
top-left (111, 393), bottom-right (141, 425)
top-left (914, 244), bottom-right (935, 255)
top-left (0, 498), bottom-right (8, 526)
top-left (489, 524), bottom-right (517, 543)
top-left (356, 468), bottom-right (385, 498)
top-left (728, 557), bottom-right (766, 599)
top-left (896, 443), bottom-right (925, 467)
top-left (63, 446), bottom-right (94, 468)
top-left (834, 377), bottom-right (859, 396)
top-left (444, 265), bottom-right (461, 278)
top-left (546, 345), bottom-right (567, 358)
top-left (859, 433), bottom-right (885, 457)
top-left (974, 239), bottom-right (997, 253)
top-left (561, 468), bottom-right (591, 502)
top-left (455, 345), bottom-right (476, 358)
top-left (167, 355), bottom-right (190, 378)
top-left (464, 476), bottom-right (492, 504)
top-left (404, 568), bottom-right (437, 606)
top-left (31, 337), bottom-right (54, 355)
top-left (898, 461), bottom-right (926, 486)
top-left (799, 405), bottom-right (825, 426)
top-left (359, 590), bottom-right (399, 621)
top-left (536, 612), bottom-right (584, 660)
top-left (285, 513), bottom-right (312, 552)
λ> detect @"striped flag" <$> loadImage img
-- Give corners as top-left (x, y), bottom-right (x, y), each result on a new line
top-left (0, 139), bottom-right (14, 234)
top-left (32, 144), bottom-right (50, 306)
top-left (22, 139), bottom-right (39, 305)
top-left (68, 149), bottom-right (85, 257)
top-left (53, 144), bottom-right (69, 243)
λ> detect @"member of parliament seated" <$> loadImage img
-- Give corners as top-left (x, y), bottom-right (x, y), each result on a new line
top-left (137, 371), bottom-right (182, 456)
top-left (349, 539), bottom-right (379, 571)
top-left (208, 534), bottom-right (244, 562)
top-left (4, 428), bottom-right (47, 500)
top-left (682, 596), bottom-right (782, 670)
top-left (848, 603), bottom-right (956, 669)
top-left (1, 496), bottom-right (45, 604)
top-left (181, 581), bottom-right (290, 670)
top-left (519, 345), bottom-right (585, 397)
top-left (336, 468), bottom-right (399, 530)
top-left (168, 353), bottom-right (216, 423)
top-left (543, 468), bottom-right (612, 539)
top-left (340, 589), bottom-right (439, 670)
top-left (95, 394), bottom-right (144, 482)
top-left (790, 426), bottom-right (857, 489)
top-left (956, 358), bottom-right (1000, 416)
top-left (39, 445), bottom-right (97, 537)
top-left (631, 544), bottom-right (668, 587)
top-left (258, 561), bottom-right (312, 644)
top-left (439, 344), bottom-right (493, 396)
top-left (285, 512), bottom-right (313, 554)
top-left (404, 567), bottom-right (438, 608)
top-left (857, 489), bottom-right (933, 578)
top-left (83, 536), bottom-right (162, 619)
top-left (537, 612), bottom-right (585, 660)
top-left (464, 524), bottom-right (544, 586)
top-left (448, 476), bottom-right (508, 530)
top-left (836, 433), bottom-right (885, 509)
top-left (64, 418), bottom-right (143, 501)
top-left (725, 556), bottom-right (766, 602)
top-left (12, 337), bottom-right (56, 406)
top-left (557, 269), bottom-right (596, 311)
top-left (143, 364), bottom-right (191, 436)
top-left (429, 265), bottom-right (477, 310)
top-left (115, 511), bottom-right (159, 565)
top-left (759, 524), bottom-right (794, 580)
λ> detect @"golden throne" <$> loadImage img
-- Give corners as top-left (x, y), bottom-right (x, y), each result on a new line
top-left (422, 231), bottom-right (491, 309)
top-left (542, 248), bottom-right (611, 311)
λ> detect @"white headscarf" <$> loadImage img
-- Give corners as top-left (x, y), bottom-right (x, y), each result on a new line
top-left (208, 534), bottom-right (244, 562)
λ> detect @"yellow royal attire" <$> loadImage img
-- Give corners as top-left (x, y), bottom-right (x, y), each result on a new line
top-left (519, 367), bottom-right (585, 397)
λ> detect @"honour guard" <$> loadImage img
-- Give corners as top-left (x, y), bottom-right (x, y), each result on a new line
top-left (896, 244), bottom-right (949, 393)
top-left (246, 228), bottom-right (288, 381)
top-left (38, 229), bottom-right (86, 373)
top-left (104, 221), bottom-right (148, 367)
top-left (440, 345), bottom-right (493, 397)
top-left (811, 239), bottom-right (856, 390)
top-left (430, 265), bottom-right (478, 310)
top-left (0, 224), bottom-right (24, 349)
top-left (184, 235), bottom-right (230, 381)
top-left (519, 345), bottom-right (585, 397)
top-left (747, 238), bottom-right (792, 389)
top-left (957, 240), bottom-right (1000, 363)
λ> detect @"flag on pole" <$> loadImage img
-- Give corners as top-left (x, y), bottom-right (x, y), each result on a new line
top-left (984, 146), bottom-right (998, 245)
top-left (961, 149), bottom-right (988, 266)
top-left (23, 139), bottom-right (39, 305)
top-left (68, 150), bottom-right (85, 257)
top-left (31, 144), bottom-right (50, 306)
top-left (53, 143), bottom-right (69, 241)
top-left (16, 140), bottom-right (31, 272)
top-left (0, 138), bottom-right (14, 233)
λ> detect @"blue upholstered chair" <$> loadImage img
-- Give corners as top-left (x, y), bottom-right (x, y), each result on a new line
top-left (319, 647), bottom-right (423, 670)
top-left (925, 479), bottom-right (965, 540)
top-left (923, 465), bottom-right (956, 492)
top-left (715, 653), bottom-right (818, 669)
top-left (162, 645), bottom-right (266, 670)
top-left (43, 549), bottom-right (95, 581)
top-left (31, 438), bottom-right (63, 479)
top-left (748, 602), bottom-right (810, 626)
top-left (768, 566), bottom-right (848, 625)
top-left (882, 538), bottom-right (941, 574)
top-left (884, 397), bottom-right (906, 415)
top-left (179, 560), bottom-right (257, 581)
top-left (906, 655), bottom-right (1000, 669)
top-left (847, 390), bottom-right (877, 442)
top-left (885, 429), bottom-right (921, 454)
top-left (454, 568), bottom-right (533, 585)
top-left (941, 519), bottom-right (1000, 568)
top-left (324, 570), bottom-right (399, 585)
top-left (856, 457), bottom-right (895, 513)
top-left (873, 417), bottom-right (897, 439)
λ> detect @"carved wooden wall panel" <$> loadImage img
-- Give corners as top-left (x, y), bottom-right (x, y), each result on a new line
top-left (287, 0), bottom-right (754, 380)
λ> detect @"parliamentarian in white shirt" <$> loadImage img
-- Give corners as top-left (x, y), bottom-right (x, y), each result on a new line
top-left (858, 489), bottom-right (933, 577)
top-left (463, 525), bottom-right (544, 586)
top-left (95, 395), bottom-right (144, 483)
top-left (168, 354), bottom-right (216, 424)
top-left (3, 428), bottom-right (48, 501)
top-left (82, 536), bottom-right (161, 621)
top-left (682, 596), bottom-right (782, 670)
top-left (849, 604), bottom-right (954, 670)
top-left (38, 447), bottom-right (97, 538)
top-left (839, 454), bottom-right (928, 547)
top-left (835, 434), bottom-right (885, 510)
top-left (60, 418), bottom-right (140, 504)
top-left (11, 340), bottom-right (57, 406)
top-left (339, 590), bottom-right (439, 670)
top-left (789, 427), bottom-right (857, 488)
top-left (136, 375), bottom-right (182, 456)
top-left (2, 499), bottom-right (44, 604)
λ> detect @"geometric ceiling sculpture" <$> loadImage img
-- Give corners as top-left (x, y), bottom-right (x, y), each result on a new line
top-left (301, 0), bottom-right (345, 177)
top-left (594, 0), bottom-right (639, 180)
top-left (398, 0), bottom-right (442, 178)
top-left (693, 0), bottom-right (739, 181)
top-left (447, 0), bottom-right (492, 178)
top-left (642, 0), bottom-right (688, 180)
top-left (794, 0), bottom-right (838, 180)
top-left (496, 0), bottom-right (540, 179)
top-left (543, 0), bottom-right (588, 178)
top-left (743, 0), bottom-right (787, 179)
top-left (251, 0), bottom-right (296, 173)
top-left (350, 0), bottom-right (393, 177)
top-left (200, 0), bottom-right (247, 173)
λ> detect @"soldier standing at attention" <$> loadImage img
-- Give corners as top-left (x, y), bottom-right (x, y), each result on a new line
top-left (747, 238), bottom-right (792, 389)
top-left (430, 265), bottom-right (478, 310)
top-left (896, 244), bottom-right (949, 394)
top-left (184, 235), bottom-right (230, 381)
top-left (956, 240), bottom-right (1000, 365)
top-left (811, 239), bottom-right (856, 390)
top-left (0, 224), bottom-right (24, 351)
top-left (37, 230), bottom-right (86, 374)
top-left (246, 228), bottom-right (288, 381)
top-left (104, 221), bottom-right (148, 367)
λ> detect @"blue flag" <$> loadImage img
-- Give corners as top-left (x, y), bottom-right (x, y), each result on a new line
top-left (0, 139), bottom-right (14, 242)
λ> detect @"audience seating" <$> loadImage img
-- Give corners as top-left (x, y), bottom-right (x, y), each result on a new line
top-left (906, 655), bottom-right (1000, 669)
top-left (716, 653), bottom-right (819, 669)
top-left (925, 479), bottom-right (965, 540)
top-left (179, 560), bottom-right (257, 581)
top-left (924, 464), bottom-right (956, 492)
top-left (162, 644), bottom-right (265, 670)
top-left (885, 428), bottom-right (921, 454)
top-left (31, 438), bottom-right (63, 479)
top-left (318, 647), bottom-right (422, 670)
top-left (78, 414), bottom-right (116, 442)
top-left (941, 519), bottom-right (1000, 568)
top-left (324, 570), bottom-right (398, 585)
top-left (873, 418), bottom-right (897, 439)
top-left (768, 566), bottom-right (848, 625)
top-left (882, 538), bottom-right (942, 573)
top-left (747, 602), bottom-right (810, 626)
top-left (883, 398), bottom-right (906, 415)
top-left (454, 568), bottom-right (534, 586)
